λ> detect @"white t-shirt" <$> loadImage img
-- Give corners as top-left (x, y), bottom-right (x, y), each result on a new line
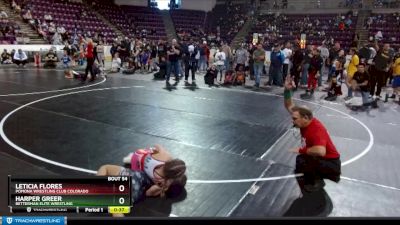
top-left (112, 58), bottom-right (121, 69)
top-left (282, 48), bottom-right (292, 64)
top-left (214, 51), bottom-right (226, 66)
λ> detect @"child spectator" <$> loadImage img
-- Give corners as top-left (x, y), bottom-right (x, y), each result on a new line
top-left (61, 50), bottom-right (71, 69)
top-left (234, 65), bottom-right (246, 85)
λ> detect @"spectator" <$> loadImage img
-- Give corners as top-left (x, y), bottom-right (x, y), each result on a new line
top-left (1, 49), bottom-right (12, 64)
top-left (214, 45), bottom-right (226, 82)
top-left (44, 49), bottom-right (58, 68)
top-left (0, 10), bottom-right (8, 19)
top-left (13, 49), bottom-right (28, 67)
top-left (111, 52), bottom-right (122, 73)
top-left (345, 48), bottom-right (360, 100)
top-left (61, 50), bottom-right (71, 69)
top-left (347, 64), bottom-right (378, 108)
top-left (268, 43), bottom-right (285, 86)
top-left (252, 43), bottom-right (265, 88)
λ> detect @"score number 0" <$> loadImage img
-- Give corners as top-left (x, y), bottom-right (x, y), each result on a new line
top-left (118, 185), bottom-right (126, 204)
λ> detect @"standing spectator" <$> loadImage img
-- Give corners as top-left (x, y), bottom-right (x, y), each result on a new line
top-left (214, 45), bottom-right (226, 82)
top-left (370, 43), bottom-right (393, 99)
top-left (358, 42), bottom-right (371, 64)
top-left (345, 48), bottom-right (360, 99)
top-left (282, 41), bottom-right (293, 81)
top-left (302, 48), bottom-right (323, 98)
top-left (327, 42), bottom-right (342, 82)
top-left (198, 41), bottom-right (209, 73)
top-left (291, 44), bottom-right (304, 90)
top-left (268, 43), bottom-right (285, 86)
top-left (252, 43), bottom-right (265, 88)
top-left (96, 40), bottom-right (105, 68)
top-left (318, 43), bottom-right (330, 85)
top-left (184, 43), bottom-right (198, 84)
top-left (222, 41), bottom-right (233, 71)
top-left (13, 49), bottom-right (28, 67)
top-left (166, 39), bottom-right (181, 84)
top-left (389, 53), bottom-right (400, 103)
top-left (234, 43), bottom-right (249, 71)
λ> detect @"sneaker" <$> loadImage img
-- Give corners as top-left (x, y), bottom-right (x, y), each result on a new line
top-left (389, 94), bottom-right (396, 99)
top-left (344, 96), bottom-right (352, 101)
top-left (122, 153), bottom-right (134, 164)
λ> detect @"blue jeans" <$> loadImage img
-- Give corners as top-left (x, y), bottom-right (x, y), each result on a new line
top-left (253, 64), bottom-right (263, 86)
top-left (318, 68), bottom-right (323, 86)
top-left (199, 55), bottom-right (207, 71)
top-left (361, 91), bottom-right (373, 105)
top-left (167, 61), bottom-right (180, 81)
top-left (328, 66), bottom-right (336, 81)
top-left (346, 83), bottom-right (353, 97)
top-left (224, 59), bottom-right (230, 71)
top-left (178, 59), bottom-right (184, 76)
top-left (301, 63), bottom-right (309, 85)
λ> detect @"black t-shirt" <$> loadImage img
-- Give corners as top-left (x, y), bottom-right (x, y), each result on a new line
top-left (309, 55), bottom-right (323, 73)
top-left (46, 52), bottom-right (57, 60)
top-left (167, 45), bottom-right (180, 62)
top-left (353, 71), bottom-right (370, 92)
top-left (157, 43), bottom-right (166, 56)
top-left (328, 48), bottom-right (342, 64)
top-left (358, 47), bottom-right (370, 61)
top-left (374, 50), bottom-right (392, 71)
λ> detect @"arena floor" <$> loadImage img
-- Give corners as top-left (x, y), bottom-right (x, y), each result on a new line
top-left (0, 66), bottom-right (400, 217)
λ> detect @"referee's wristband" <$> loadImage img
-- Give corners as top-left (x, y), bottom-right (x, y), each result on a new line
top-left (284, 89), bottom-right (293, 100)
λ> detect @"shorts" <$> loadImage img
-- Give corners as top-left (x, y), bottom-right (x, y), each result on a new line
top-left (120, 167), bottom-right (153, 203)
top-left (392, 76), bottom-right (400, 88)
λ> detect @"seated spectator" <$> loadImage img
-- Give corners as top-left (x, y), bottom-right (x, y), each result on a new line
top-left (48, 23), bottom-right (56, 35)
top-left (154, 56), bottom-right (166, 80)
top-left (51, 32), bottom-right (62, 45)
top-left (375, 31), bottom-right (383, 41)
top-left (0, 11), bottom-right (7, 19)
top-left (324, 77), bottom-right (342, 101)
top-left (44, 14), bottom-right (53, 22)
top-left (204, 64), bottom-right (218, 86)
top-left (234, 65), bottom-right (246, 85)
top-left (13, 49), bottom-right (28, 67)
top-left (57, 26), bottom-right (66, 34)
top-left (111, 52), bottom-right (122, 73)
top-left (11, 0), bottom-right (17, 9)
top-left (1, 49), bottom-right (12, 64)
top-left (14, 4), bottom-right (21, 14)
top-left (44, 49), bottom-right (58, 68)
top-left (223, 69), bottom-right (235, 85)
top-left (22, 10), bottom-right (32, 21)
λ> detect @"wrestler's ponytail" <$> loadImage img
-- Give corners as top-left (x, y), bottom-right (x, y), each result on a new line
top-left (163, 159), bottom-right (187, 197)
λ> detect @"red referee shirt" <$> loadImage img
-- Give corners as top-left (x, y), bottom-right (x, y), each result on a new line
top-left (299, 118), bottom-right (340, 159)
